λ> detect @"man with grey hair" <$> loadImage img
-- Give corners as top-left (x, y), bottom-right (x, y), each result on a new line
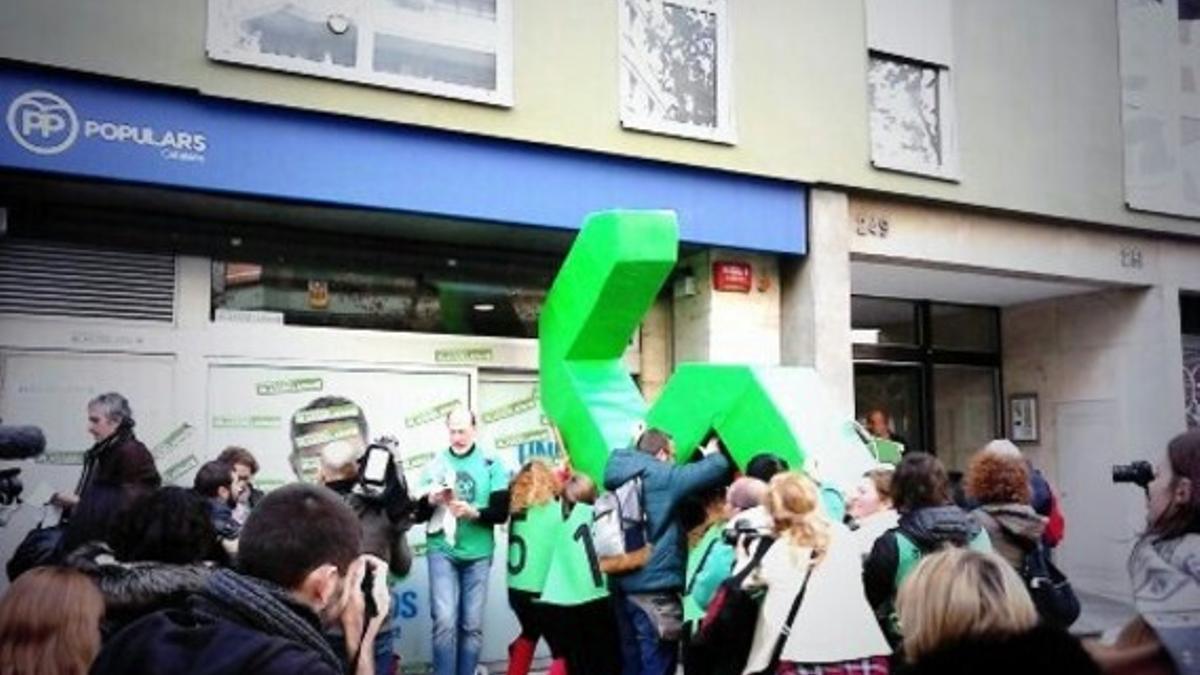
top-left (54, 392), bottom-right (161, 552)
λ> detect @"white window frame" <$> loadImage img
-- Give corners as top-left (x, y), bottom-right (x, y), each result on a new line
top-left (206, 0), bottom-right (514, 107)
top-left (618, 0), bottom-right (736, 145)
top-left (867, 51), bottom-right (959, 182)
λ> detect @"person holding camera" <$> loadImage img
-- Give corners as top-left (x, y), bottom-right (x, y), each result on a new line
top-left (89, 483), bottom-right (392, 675)
top-left (319, 440), bottom-right (414, 675)
top-left (1088, 430), bottom-right (1200, 675)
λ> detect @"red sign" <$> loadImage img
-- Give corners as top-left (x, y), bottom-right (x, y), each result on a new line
top-left (712, 261), bottom-right (752, 293)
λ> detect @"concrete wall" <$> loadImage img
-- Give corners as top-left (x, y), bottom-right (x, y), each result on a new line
top-left (2, 0), bottom-right (1198, 237)
top-left (672, 249), bottom-right (781, 367)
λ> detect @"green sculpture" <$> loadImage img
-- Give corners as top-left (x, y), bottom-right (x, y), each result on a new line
top-left (540, 210), bottom-right (871, 489)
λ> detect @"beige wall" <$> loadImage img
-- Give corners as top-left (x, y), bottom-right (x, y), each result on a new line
top-left (3, 0), bottom-right (1198, 238)
top-left (673, 249), bottom-right (781, 367)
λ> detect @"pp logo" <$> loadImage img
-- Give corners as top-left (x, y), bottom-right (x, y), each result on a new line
top-left (6, 90), bottom-right (79, 155)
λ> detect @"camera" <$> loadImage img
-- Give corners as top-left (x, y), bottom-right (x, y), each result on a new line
top-left (722, 518), bottom-right (769, 546)
top-left (0, 468), bottom-right (22, 507)
top-left (1112, 460), bottom-right (1155, 489)
top-left (356, 437), bottom-right (405, 501)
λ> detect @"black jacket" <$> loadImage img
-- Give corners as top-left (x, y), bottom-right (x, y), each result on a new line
top-left (91, 571), bottom-right (343, 675)
top-left (863, 505), bottom-right (985, 612)
top-left (898, 624), bottom-right (1100, 675)
top-left (325, 478), bottom-right (414, 576)
top-left (63, 426), bottom-right (161, 552)
top-left (62, 541), bottom-right (214, 637)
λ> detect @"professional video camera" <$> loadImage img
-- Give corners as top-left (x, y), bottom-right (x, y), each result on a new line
top-left (722, 516), bottom-right (773, 546)
top-left (0, 467), bottom-right (22, 507)
top-left (1112, 460), bottom-right (1155, 489)
top-left (355, 436), bottom-right (406, 501)
top-left (0, 423), bottom-right (47, 514)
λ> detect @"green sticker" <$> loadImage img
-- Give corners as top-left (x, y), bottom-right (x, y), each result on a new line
top-left (35, 451), bottom-right (87, 465)
top-left (495, 427), bottom-right (551, 449)
top-left (404, 399), bottom-right (463, 429)
top-left (435, 348), bottom-right (493, 364)
top-left (256, 377), bottom-right (323, 396)
top-left (292, 404), bottom-right (361, 425)
top-left (403, 451), bottom-right (435, 472)
top-left (164, 454), bottom-right (200, 484)
top-left (151, 423), bottom-right (195, 458)
top-left (293, 421), bottom-right (362, 448)
top-left (212, 415), bottom-right (283, 429)
top-left (482, 391), bottom-right (539, 424)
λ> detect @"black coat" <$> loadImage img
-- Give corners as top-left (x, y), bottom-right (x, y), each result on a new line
top-left (63, 427), bottom-right (161, 552)
top-left (899, 624), bottom-right (1101, 675)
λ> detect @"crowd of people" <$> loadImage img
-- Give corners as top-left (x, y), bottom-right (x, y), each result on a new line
top-left (0, 391), bottom-right (1198, 675)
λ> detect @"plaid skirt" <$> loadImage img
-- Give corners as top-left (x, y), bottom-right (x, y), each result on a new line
top-left (777, 656), bottom-right (890, 675)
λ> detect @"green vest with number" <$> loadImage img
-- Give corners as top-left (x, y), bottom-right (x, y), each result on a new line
top-left (537, 503), bottom-right (608, 607)
top-left (507, 501), bottom-right (563, 593)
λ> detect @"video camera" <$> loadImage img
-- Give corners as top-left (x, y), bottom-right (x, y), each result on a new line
top-left (722, 517), bottom-right (773, 546)
top-left (1112, 460), bottom-right (1155, 489)
top-left (0, 468), bottom-right (22, 506)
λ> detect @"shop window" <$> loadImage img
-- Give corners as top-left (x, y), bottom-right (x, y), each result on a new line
top-left (207, 0), bottom-right (513, 106)
top-left (930, 303), bottom-right (999, 352)
top-left (851, 296), bottom-right (919, 346)
top-left (867, 52), bottom-right (958, 180)
top-left (211, 259), bottom-right (546, 339)
top-left (619, 0), bottom-right (735, 144)
top-left (933, 365), bottom-right (998, 472)
top-left (1182, 292), bottom-right (1200, 429)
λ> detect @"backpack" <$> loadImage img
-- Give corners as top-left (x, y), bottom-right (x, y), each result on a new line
top-left (884, 529), bottom-right (991, 643)
top-left (1017, 540), bottom-right (1080, 628)
top-left (691, 536), bottom-right (776, 667)
top-left (592, 474), bottom-right (651, 574)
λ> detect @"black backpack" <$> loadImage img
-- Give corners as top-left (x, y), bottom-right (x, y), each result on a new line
top-left (686, 536), bottom-right (775, 675)
top-left (1019, 540), bottom-right (1081, 629)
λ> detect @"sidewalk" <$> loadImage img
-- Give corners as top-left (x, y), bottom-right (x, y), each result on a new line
top-left (1072, 589), bottom-right (1136, 638)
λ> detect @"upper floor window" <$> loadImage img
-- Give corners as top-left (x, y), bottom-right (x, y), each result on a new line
top-left (619, 0), bottom-right (735, 144)
top-left (865, 0), bottom-right (958, 180)
top-left (207, 0), bottom-right (513, 106)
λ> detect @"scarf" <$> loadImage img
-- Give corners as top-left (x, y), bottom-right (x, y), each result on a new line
top-left (196, 569), bottom-right (344, 673)
top-left (1130, 533), bottom-right (1200, 675)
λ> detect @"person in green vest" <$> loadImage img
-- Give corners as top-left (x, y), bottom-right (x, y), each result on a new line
top-left (538, 473), bottom-right (620, 675)
top-left (862, 452), bottom-right (992, 651)
top-left (505, 459), bottom-right (566, 675)
top-left (413, 408), bottom-right (510, 675)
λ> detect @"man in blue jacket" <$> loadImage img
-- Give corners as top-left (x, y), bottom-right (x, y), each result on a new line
top-left (604, 428), bottom-right (731, 675)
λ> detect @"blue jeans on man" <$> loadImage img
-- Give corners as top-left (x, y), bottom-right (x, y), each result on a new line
top-left (429, 549), bottom-right (491, 675)
top-left (614, 593), bottom-right (679, 675)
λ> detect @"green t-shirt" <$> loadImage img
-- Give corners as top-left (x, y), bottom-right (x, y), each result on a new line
top-left (421, 445), bottom-right (509, 561)
top-left (537, 503), bottom-right (608, 607)
top-left (683, 524), bottom-right (725, 622)
top-left (507, 500), bottom-right (563, 593)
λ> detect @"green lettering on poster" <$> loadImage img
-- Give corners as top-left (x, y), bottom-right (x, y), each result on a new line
top-left (163, 454), bottom-right (200, 484)
top-left (538, 211), bottom-right (808, 486)
top-left (435, 348), bottom-right (493, 364)
top-left (35, 451), bottom-right (87, 465)
top-left (151, 423), bottom-right (195, 459)
top-left (293, 422), bottom-right (362, 449)
top-left (482, 391), bottom-right (539, 424)
top-left (495, 427), bottom-right (551, 449)
top-left (256, 377), bottom-right (323, 396)
top-left (293, 404), bottom-right (360, 425)
top-left (404, 399), bottom-right (463, 429)
top-left (212, 415), bottom-right (283, 429)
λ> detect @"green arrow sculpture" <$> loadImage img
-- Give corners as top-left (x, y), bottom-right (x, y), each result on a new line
top-left (540, 210), bottom-right (869, 488)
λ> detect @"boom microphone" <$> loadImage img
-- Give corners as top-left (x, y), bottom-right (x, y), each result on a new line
top-left (0, 425), bottom-right (47, 460)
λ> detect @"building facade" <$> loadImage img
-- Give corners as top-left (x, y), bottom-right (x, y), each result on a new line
top-left (1, 0), bottom-right (1199, 657)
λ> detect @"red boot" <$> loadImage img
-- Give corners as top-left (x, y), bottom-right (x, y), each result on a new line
top-left (548, 658), bottom-right (568, 675)
top-left (506, 637), bottom-right (537, 675)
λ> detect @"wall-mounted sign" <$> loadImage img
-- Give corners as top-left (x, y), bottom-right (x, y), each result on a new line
top-left (712, 261), bottom-right (752, 293)
top-left (855, 214), bottom-right (890, 238)
top-left (434, 347), bottom-right (494, 364)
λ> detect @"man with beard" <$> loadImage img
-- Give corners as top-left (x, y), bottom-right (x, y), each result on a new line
top-left (193, 459), bottom-right (243, 557)
top-left (90, 483), bottom-right (391, 675)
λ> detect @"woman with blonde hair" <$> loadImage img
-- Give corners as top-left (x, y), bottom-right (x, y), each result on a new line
top-left (895, 548), bottom-right (1097, 674)
top-left (742, 471), bottom-right (890, 674)
top-left (0, 566), bottom-right (105, 675)
top-left (505, 459), bottom-right (564, 675)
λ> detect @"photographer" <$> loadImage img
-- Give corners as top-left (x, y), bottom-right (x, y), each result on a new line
top-left (1087, 430), bottom-right (1200, 675)
top-left (90, 483), bottom-right (391, 675)
top-left (319, 440), bottom-right (414, 675)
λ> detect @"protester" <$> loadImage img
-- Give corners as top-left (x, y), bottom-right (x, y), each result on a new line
top-left (965, 450), bottom-right (1045, 571)
top-left (54, 392), bottom-right (161, 553)
top-left (193, 460), bottom-right (241, 556)
top-left (976, 439), bottom-right (1066, 548)
top-left (863, 452), bottom-right (991, 648)
top-left (216, 446), bottom-right (264, 525)
top-left (90, 483), bottom-right (390, 675)
top-left (414, 408), bottom-right (510, 675)
top-left (742, 472), bottom-right (891, 674)
top-left (682, 477), bottom-right (767, 675)
top-left (0, 566), bottom-right (105, 675)
top-left (1086, 429), bottom-right (1200, 675)
top-left (848, 466), bottom-right (899, 556)
top-left (319, 440), bottom-right (414, 675)
top-left (504, 459), bottom-right (565, 675)
top-left (538, 473), bottom-right (621, 675)
top-left (64, 486), bottom-right (221, 635)
top-left (604, 429), bottom-right (731, 675)
top-left (895, 548), bottom-right (1099, 675)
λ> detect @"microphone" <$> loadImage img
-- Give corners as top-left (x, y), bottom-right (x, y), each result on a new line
top-left (0, 425), bottom-right (47, 460)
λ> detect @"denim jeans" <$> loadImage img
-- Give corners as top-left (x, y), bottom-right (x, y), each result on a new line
top-left (374, 618), bottom-right (395, 675)
top-left (429, 548), bottom-right (491, 675)
top-left (614, 594), bottom-right (679, 675)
